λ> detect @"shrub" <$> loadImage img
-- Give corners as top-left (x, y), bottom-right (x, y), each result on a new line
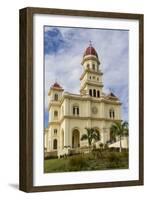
top-left (99, 143), bottom-right (104, 149)
top-left (68, 155), bottom-right (88, 170)
top-left (106, 152), bottom-right (122, 168)
top-left (85, 153), bottom-right (94, 160)
top-left (92, 148), bottom-right (103, 159)
top-left (104, 143), bottom-right (108, 150)
top-left (107, 152), bottom-right (121, 162)
top-left (120, 151), bottom-right (129, 158)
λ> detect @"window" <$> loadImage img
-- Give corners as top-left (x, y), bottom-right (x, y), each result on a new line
top-left (73, 107), bottom-right (76, 115)
top-left (53, 139), bottom-right (57, 149)
top-left (109, 109), bottom-right (115, 119)
top-left (89, 89), bottom-right (92, 96)
top-left (92, 64), bottom-right (95, 70)
top-left (54, 129), bottom-right (57, 135)
top-left (89, 76), bottom-right (91, 79)
top-left (93, 89), bottom-right (96, 97)
top-left (77, 107), bottom-right (79, 115)
top-left (87, 63), bottom-right (90, 68)
top-left (113, 110), bottom-right (115, 118)
top-left (97, 90), bottom-right (100, 97)
top-left (93, 76), bottom-right (95, 79)
top-left (97, 77), bottom-right (99, 81)
top-left (109, 110), bottom-right (112, 118)
top-left (54, 110), bottom-right (58, 118)
top-left (54, 93), bottom-right (58, 101)
top-left (73, 105), bottom-right (79, 116)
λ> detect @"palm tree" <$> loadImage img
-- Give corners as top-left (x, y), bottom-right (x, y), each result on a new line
top-left (110, 121), bottom-right (129, 152)
top-left (81, 128), bottom-right (100, 151)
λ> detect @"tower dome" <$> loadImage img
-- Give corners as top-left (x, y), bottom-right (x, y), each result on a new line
top-left (52, 82), bottom-right (62, 89)
top-left (82, 42), bottom-right (100, 65)
top-left (83, 43), bottom-right (98, 58)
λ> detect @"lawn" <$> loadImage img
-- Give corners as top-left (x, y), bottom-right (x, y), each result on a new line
top-left (44, 150), bottom-right (129, 173)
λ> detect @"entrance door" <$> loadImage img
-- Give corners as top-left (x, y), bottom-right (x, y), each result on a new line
top-left (72, 129), bottom-right (80, 148)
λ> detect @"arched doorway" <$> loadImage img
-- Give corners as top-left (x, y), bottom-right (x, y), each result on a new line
top-left (72, 129), bottom-right (80, 148)
top-left (53, 139), bottom-right (57, 149)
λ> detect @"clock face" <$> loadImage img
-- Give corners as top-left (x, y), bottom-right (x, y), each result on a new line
top-left (92, 106), bottom-right (98, 114)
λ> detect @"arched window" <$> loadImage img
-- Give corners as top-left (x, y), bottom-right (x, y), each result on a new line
top-left (54, 129), bottom-right (57, 135)
top-left (54, 110), bottom-right (58, 118)
top-left (109, 109), bottom-right (115, 119)
top-left (73, 105), bottom-right (79, 116)
top-left (53, 139), bottom-right (57, 149)
top-left (54, 93), bottom-right (58, 101)
top-left (93, 89), bottom-right (96, 97)
top-left (97, 90), bottom-right (100, 97)
top-left (113, 110), bottom-right (115, 118)
top-left (89, 89), bottom-right (92, 96)
top-left (87, 63), bottom-right (90, 68)
top-left (73, 107), bottom-right (75, 115)
top-left (77, 107), bottom-right (79, 115)
top-left (92, 64), bottom-right (95, 70)
top-left (109, 110), bottom-right (112, 118)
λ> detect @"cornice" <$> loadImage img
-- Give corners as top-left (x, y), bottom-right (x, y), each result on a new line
top-left (80, 69), bottom-right (103, 80)
top-left (80, 81), bottom-right (104, 91)
top-left (57, 93), bottom-right (121, 105)
top-left (60, 115), bottom-right (122, 124)
top-left (81, 55), bottom-right (100, 65)
top-left (48, 87), bottom-right (64, 95)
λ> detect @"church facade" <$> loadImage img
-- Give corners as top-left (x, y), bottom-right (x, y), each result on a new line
top-left (44, 44), bottom-right (122, 155)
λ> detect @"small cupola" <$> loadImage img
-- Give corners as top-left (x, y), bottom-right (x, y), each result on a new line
top-left (51, 82), bottom-right (63, 89)
top-left (48, 82), bottom-right (64, 97)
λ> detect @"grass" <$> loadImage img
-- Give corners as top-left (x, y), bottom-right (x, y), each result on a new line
top-left (44, 150), bottom-right (129, 173)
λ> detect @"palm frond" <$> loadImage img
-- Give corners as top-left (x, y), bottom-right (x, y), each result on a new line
top-left (110, 121), bottom-right (129, 138)
top-left (81, 127), bottom-right (101, 146)
top-left (81, 134), bottom-right (88, 141)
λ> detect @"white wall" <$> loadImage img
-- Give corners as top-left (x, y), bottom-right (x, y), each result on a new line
top-left (0, 0), bottom-right (146, 199)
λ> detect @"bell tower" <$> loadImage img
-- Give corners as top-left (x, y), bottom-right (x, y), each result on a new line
top-left (48, 82), bottom-right (64, 122)
top-left (80, 42), bottom-right (103, 97)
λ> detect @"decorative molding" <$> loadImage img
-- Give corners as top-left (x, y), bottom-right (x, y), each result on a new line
top-left (81, 55), bottom-right (100, 65)
top-left (80, 80), bottom-right (104, 91)
top-left (80, 69), bottom-right (103, 80)
top-left (60, 115), bottom-right (121, 124)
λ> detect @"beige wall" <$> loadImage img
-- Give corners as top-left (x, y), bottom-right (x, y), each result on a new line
top-left (46, 93), bottom-right (122, 152)
top-left (62, 97), bottom-right (121, 119)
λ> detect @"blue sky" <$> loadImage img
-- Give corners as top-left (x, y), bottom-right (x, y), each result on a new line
top-left (44, 26), bottom-right (129, 128)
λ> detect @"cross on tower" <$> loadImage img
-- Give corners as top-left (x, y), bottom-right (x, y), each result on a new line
top-left (89, 40), bottom-right (92, 46)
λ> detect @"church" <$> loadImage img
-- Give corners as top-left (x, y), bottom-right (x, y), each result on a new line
top-left (44, 43), bottom-right (122, 156)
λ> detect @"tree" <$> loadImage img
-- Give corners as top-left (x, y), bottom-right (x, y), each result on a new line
top-left (81, 128), bottom-right (100, 151)
top-left (110, 121), bottom-right (129, 152)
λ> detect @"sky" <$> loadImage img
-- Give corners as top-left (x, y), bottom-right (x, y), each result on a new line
top-left (44, 26), bottom-right (129, 128)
